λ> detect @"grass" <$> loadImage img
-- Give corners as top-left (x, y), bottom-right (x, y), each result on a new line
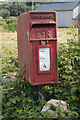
top-left (57, 27), bottom-right (78, 43)
top-left (0, 27), bottom-right (78, 74)
top-left (1, 26), bottom-right (79, 119)
top-left (0, 26), bottom-right (17, 57)
top-left (0, 27), bottom-right (78, 78)
top-left (0, 27), bottom-right (78, 75)
top-left (0, 27), bottom-right (78, 45)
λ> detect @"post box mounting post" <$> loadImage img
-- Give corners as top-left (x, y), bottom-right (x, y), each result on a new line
top-left (33, 86), bottom-right (38, 101)
top-left (33, 86), bottom-right (44, 101)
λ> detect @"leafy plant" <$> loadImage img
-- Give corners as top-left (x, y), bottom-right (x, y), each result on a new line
top-left (2, 75), bottom-right (46, 119)
top-left (1, 2), bottom-right (42, 17)
top-left (42, 25), bottom-right (80, 118)
top-left (2, 17), bottom-right (18, 32)
top-left (2, 9), bottom-right (10, 19)
top-left (1, 45), bottom-right (18, 77)
top-left (2, 26), bottom-right (80, 119)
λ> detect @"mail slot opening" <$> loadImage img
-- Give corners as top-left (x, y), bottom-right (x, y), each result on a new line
top-left (32, 23), bottom-right (56, 28)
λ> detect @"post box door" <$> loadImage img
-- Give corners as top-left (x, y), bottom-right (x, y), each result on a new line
top-left (29, 18), bottom-right (58, 85)
top-left (31, 40), bottom-right (57, 85)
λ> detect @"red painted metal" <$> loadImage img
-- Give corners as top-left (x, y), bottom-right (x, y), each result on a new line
top-left (17, 11), bottom-right (59, 86)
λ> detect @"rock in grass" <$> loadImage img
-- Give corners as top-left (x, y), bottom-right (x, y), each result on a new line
top-left (41, 99), bottom-right (68, 118)
top-left (2, 76), bottom-right (16, 85)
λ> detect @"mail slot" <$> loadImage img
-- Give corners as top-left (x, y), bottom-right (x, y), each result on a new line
top-left (17, 11), bottom-right (59, 85)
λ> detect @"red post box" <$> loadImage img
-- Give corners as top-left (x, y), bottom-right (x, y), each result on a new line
top-left (17, 11), bottom-right (59, 86)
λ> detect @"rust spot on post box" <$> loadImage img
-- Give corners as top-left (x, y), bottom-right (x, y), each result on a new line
top-left (17, 11), bottom-right (59, 86)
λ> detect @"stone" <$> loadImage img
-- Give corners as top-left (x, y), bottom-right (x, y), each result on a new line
top-left (2, 76), bottom-right (17, 86)
top-left (41, 99), bottom-right (68, 118)
top-left (41, 99), bottom-right (67, 112)
top-left (2, 72), bottom-right (17, 85)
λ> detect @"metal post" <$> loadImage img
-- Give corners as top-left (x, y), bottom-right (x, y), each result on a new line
top-left (33, 86), bottom-right (38, 101)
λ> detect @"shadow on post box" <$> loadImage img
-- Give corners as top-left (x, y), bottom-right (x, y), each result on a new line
top-left (17, 11), bottom-right (59, 86)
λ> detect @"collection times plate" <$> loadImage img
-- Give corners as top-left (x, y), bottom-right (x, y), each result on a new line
top-left (39, 47), bottom-right (50, 71)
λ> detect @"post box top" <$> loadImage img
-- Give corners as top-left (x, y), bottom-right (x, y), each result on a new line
top-left (27, 11), bottom-right (56, 15)
top-left (19, 11), bottom-right (57, 24)
top-left (30, 11), bottom-right (56, 22)
top-left (28, 11), bottom-right (56, 13)
top-left (17, 11), bottom-right (57, 41)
